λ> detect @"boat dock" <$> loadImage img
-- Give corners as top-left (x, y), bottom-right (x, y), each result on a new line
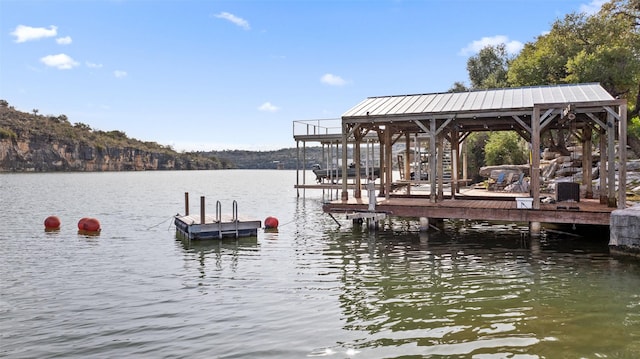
top-left (323, 188), bottom-right (615, 227)
top-left (293, 84), bottom-right (628, 234)
top-left (174, 193), bottom-right (261, 240)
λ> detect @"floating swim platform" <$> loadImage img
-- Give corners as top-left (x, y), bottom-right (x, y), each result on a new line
top-left (175, 195), bottom-right (261, 240)
top-left (174, 214), bottom-right (261, 240)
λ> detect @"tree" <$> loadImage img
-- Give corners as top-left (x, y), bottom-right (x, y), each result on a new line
top-left (448, 81), bottom-right (469, 93)
top-left (508, 0), bottom-right (640, 156)
top-left (464, 132), bottom-right (489, 183)
top-left (484, 132), bottom-right (528, 166)
top-left (466, 44), bottom-right (511, 89)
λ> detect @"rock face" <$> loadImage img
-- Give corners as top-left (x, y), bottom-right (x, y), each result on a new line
top-left (0, 137), bottom-right (219, 171)
top-left (4, 138), bottom-right (159, 171)
top-left (0, 103), bottom-right (224, 172)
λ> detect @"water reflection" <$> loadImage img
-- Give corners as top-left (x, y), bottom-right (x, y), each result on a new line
top-left (319, 218), bottom-right (640, 357)
top-left (176, 236), bottom-right (259, 283)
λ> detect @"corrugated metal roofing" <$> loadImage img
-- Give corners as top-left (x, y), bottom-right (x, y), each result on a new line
top-left (342, 83), bottom-right (614, 119)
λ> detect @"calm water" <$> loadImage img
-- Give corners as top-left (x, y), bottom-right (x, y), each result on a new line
top-left (1, 170), bottom-right (639, 358)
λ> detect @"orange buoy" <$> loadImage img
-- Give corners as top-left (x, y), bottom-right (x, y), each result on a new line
top-left (264, 216), bottom-right (279, 229)
top-left (44, 216), bottom-right (61, 230)
top-left (78, 217), bottom-right (100, 233)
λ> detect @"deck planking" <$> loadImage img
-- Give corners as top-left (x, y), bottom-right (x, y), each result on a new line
top-left (323, 195), bottom-right (615, 226)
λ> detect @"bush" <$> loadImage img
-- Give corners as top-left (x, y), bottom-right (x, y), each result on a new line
top-left (0, 127), bottom-right (17, 140)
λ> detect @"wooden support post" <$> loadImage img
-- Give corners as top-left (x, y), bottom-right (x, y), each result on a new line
top-left (437, 134), bottom-right (444, 201)
top-left (430, 119), bottom-right (437, 203)
top-left (462, 141), bottom-right (468, 188)
top-left (531, 106), bottom-right (541, 209)
top-left (583, 126), bottom-right (593, 198)
top-left (451, 129), bottom-right (459, 198)
top-left (405, 134), bottom-right (412, 195)
top-left (184, 192), bottom-right (189, 216)
top-left (618, 102), bottom-right (627, 209)
top-left (354, 140), bottom-right (362, 198)
top-left (385, 129), bottom-right (393, 199)
top-left (607, 112), bottom-right (617, 207)
top-left (296, 140), bottom-right (300, 198)
top-left (530, 221), bottom-right (541, 237)
top-left (599, 128), bottom-right (607, 204)
top-left (419, 217), bottom-right (429, 231)
top-left (378, 129), bottom-right (386, 197)
top-left (200, 196), bottom-right (205, 224)
top-left (341, 123), bottom-right (349, 201)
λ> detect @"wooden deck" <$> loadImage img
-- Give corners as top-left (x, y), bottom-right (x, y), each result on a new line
top-left (323, 191), bottom-right (615, 226)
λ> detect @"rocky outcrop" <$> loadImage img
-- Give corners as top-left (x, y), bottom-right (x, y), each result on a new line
top-left (0, 102), bottom-right (228, 172)
top-left (0, 136), bottom-right (222, 171)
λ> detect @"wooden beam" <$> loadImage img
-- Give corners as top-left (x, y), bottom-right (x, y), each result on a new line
top-left (586, 112), bottom-right (607, 130)
top-left (512, 115), bottom-right (532, 134)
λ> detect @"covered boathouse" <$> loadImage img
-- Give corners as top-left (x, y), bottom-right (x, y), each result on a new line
top-left (317, 83), bottom-right (628, 232)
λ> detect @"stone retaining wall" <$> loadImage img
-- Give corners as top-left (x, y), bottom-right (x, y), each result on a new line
top-left (610, 204), bottom-right (640, 257)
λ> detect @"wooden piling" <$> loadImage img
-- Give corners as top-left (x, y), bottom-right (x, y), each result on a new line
top-left (200, 196), bottom-right (205, 224)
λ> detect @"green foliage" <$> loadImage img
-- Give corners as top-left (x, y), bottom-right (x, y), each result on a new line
top-left (484, 132), bottom-right (528, 166)
top-left (0, 127), bottom-right (17, 140)
top-left (464, 132), bottom-right (489, 182)
top-left (630, 116), bottom-right (640, 138)
top-left (466, 44), bottom-right (510, 89)
top-left (508, 0), bottom-right (639, 104)
top-left (448, 82), bottom-right (469, 93)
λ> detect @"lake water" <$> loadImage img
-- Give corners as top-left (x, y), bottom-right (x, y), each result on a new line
top-left (1, 170), bottom-right (639, 358)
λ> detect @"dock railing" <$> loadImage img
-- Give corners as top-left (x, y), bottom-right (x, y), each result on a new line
top-left (293, 118), bottom-right (342, 141)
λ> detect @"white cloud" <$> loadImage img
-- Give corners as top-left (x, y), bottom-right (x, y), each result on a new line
top-left (40, 53), bottom-right (79, 69)
top-left (258, 102), bottom-right (280, 112)
top-left (321, 73), bottom-right (347, 86)
top-left (113, 70), bottom-right (128, 78)
top-left (11, 25), bottom-right (58, 43)
top-left (580, 0), bottom-right (606, 14)
top-left (214, 12), bottom-right (250, 30)
top-left (56, 36), bottom-right (72, 45)
top-left (86, 61), bottom-right (103, 68)
top-left (459, 35), bottom-right (524, 56)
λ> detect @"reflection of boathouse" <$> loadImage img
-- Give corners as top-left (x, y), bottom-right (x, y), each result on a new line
top-left (294, 83), bottom-right (628, 231)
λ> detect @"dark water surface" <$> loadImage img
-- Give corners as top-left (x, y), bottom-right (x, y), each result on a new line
top-left (1, 171), bottom-right (639, 358)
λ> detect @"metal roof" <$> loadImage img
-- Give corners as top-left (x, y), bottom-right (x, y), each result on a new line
top-left (342, 83), bottom-right (615, 119)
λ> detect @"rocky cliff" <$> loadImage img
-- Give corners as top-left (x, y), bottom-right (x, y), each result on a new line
top-left (0, 101), bottom-right (229, 172)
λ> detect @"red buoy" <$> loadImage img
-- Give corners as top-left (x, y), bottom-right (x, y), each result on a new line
top-left (78, 217), bottom-right (100, 232)
top-left (44, 216), bottom-right (61, 230)
top-left (264, 216), bottom-right (279, 229)
top-left (77, 217), bottom-right (89, 230)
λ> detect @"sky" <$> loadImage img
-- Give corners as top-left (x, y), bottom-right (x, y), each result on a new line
top-left (0, 0), bottom-right (607, 151)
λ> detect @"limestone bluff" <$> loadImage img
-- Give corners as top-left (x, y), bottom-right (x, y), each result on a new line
top-left (0, 101), bottom-right (229, 172)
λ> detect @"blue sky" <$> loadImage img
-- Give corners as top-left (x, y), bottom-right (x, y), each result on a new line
top-left (1, 0), bottom-right (606, 151)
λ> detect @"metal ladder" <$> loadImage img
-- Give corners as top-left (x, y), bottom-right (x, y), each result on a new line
top-left (216, 200), bottom-right (239, 239)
